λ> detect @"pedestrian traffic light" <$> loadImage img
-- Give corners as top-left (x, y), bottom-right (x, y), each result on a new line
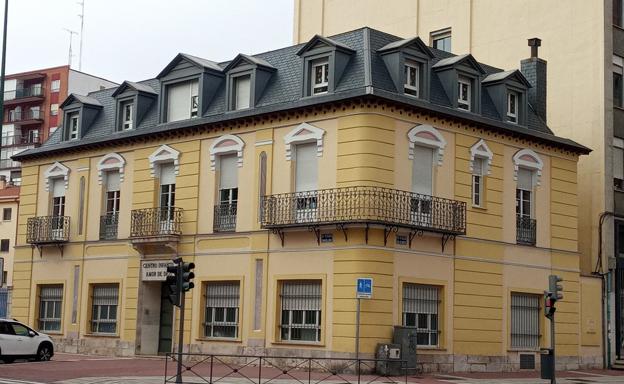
top-left (166, 260), bottom-right (181, 306)
top-left (548, 274), bottom-right (564, 301)
top-left (544, 292), bottom-right (556, 319)
top-left (181, 262), bottom-right (195, 292)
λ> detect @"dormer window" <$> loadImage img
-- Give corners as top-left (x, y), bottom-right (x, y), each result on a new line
top-left (68, 112), bottom-right (79, 140)
top-left (166, 79), bottom-right (199, 122)
top-left (457, 77), bottom-right (471, 111)
top-left (232, 74), bottom-right (251, 110)
top-left (507, 91), bottom-right (518, 123)
top-left (312, 59), bottom-right (329, 95)
top-left (191, 94), bottom-right (199, 118)
top-left (120, 101), bottom-right (133, 130)
top-left (404, 61), bottom-right (420, 97)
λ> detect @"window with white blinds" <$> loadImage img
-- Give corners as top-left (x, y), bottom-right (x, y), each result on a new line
top-left (472, 157), bottom-right (485, 207)
top-left (91, 284), bottom-right (119, 334)
top-left (219, 154), bottom-right (238, 191)
top-left (204, 281), bottom-right (240, 338)
top-left (511, 293), bottom-right (540, 350)
top-left (160, 163), bottom-right (176, 186)
top-left (516, 168), bottom-right (533, 217)
top-left (402, 283), bottom-right (440, 347)
top-left (105, 172), bottom-right (121, 215)
top-left (280, 280), bottom-right (322, 342)
top-left (51, 178), bottom-right (66, 218)
top-left (166, 80), bottom-right (199, 122)
top-left (412, 146), bottom-right (433, 196)
top-left (233, 75), bottom-right (251, 110)
top-left (38, 285), bottom-right (63, 332)
top-left (295, 143), bottom-right (318, 192)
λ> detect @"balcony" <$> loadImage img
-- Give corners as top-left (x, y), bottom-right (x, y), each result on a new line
top-left (99, 213), bottom-right (119, 240)
top-left (4, 86), bottom-right (45, 105)
top-left (26, 216), bottom-right (70, 246)
top-left (130, 207), bottom-right (183, 251)
top-left (516, 215), bottom-right (536, 246)
top-left (1, 134), bottom-right (41, 147)
top-left (261, 186), bottom-right (466, 248)
top-left (5, 110), bottom-right (44, 125)
top-left (213, 202), bottom-right (237, 232)
top-left (0, 159), bottom-right (21, 170)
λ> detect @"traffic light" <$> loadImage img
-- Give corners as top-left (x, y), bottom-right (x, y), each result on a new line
top-left (166, 260), bottom-right (181, 306)
top-left (544, 292), bottom-right (556, 319)
top-left (181, 262), bottom-right (195, 292)
top-left (548, 274), bottom-right (564, 301)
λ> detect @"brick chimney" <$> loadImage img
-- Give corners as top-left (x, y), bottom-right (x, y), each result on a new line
top-left (521, 38), bottom-right (547, 122)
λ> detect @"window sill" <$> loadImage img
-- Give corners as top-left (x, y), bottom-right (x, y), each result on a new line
top-left (84, 333), bottom-right (120, 338)
top-left (508, 348), bottom-right (540, 353)
top-left (271, 340), bottom-right (325, 348)
top-left (416, 347), bottom-right (446, 352)
top-left (471, 204), bottom-right (487, 211)
top-left (196, 337), bottom-right (242, 343)
top-left (39, 331), bottom-right (63, 335)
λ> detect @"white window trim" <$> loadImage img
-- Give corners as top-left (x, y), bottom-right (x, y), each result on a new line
top-left (458, 77), bottom-right (471, 110)
top-left (284, 122), bottom-right (325, 161)
top-left (69, 113), bottom-right (79, 140)
top-left (404, 61), bottom-right (420, 97)
top-left (209, 134), bottom-right (245, 171)
top-left (311, 60), bottom-right (329, 95)
top-left (513, 148), bottom-right (543, 186)
top-left (97, 153), bottom-right (126, 185)
top-left (122, 102), bottom-right (133, 130)
top-left (44, 162), bottom-right (70, 191)
top-left (148, 144), bottom-right (180, 178)
top-left (469, 139), bottom-right (493, 175)
top-left (507, 92), bottom-right (518, 123)
top-left (407, 125), bottom-right (447, 166)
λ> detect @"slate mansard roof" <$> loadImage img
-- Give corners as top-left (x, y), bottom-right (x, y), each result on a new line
top-left (15, 27), bottom-right (590, 160)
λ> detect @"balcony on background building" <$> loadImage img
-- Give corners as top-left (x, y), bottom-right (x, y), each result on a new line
top-left (26, 216), bottom-right (70, 245)
top-left (1, 133), bottom-right (41, 147)
top-left (516, 215), bottom-right (537, 246)
top-left (130, 207), bottom-right (183, 251)
top-left (0, 159), bottom-right (21, 170)
top-left (5, 109), bottom-right (44, 126)
top-left (4, 85), bottom-right (45, 105)
top-left (213, 202), bottom-right (237, 232)
top-left (99, 213), bottom-right (119, 240)
top-left (261, 186), bottom-right (466, 249)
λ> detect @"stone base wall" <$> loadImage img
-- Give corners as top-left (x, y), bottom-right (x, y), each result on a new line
top-left (52, 334), bottom-right (135, 357)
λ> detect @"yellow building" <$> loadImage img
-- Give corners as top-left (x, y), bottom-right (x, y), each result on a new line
top-left (11, 29), bottom-right (598, 371)
top-left (0, 180), bottom-right (19, 318)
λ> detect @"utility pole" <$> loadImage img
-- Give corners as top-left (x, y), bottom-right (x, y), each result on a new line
top-left (63, 28), bottom-right (78, 67)
top-left (77, 0), bottom-right (84, 71)
top-left (0, 0), bottom-right (9, 127)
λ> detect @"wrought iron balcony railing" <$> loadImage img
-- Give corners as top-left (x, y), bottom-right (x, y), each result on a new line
top-left (516, 215), bottom-right (537, 246)
top-left (6, 109), bottom-right (44, 123)
top-left (261, 186), bottom-right (466, 235)
top-left (99, 213), bottom-right (119, 240)
top-left (213, 202), bottom-right (237, 232)
top-left (130, 207), bottom-right (182, 239)
top-left (4, 86), bottom-right (44, 101)
top-left (1, 134), bottom-right (40, 147)
top-left (26, 216), bottom-right (70, 244)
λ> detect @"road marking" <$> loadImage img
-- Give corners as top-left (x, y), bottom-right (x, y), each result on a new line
top-left (0, 379), bottom-right (46, 384)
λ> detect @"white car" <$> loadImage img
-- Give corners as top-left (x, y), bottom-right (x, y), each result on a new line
top-left (0, 319), bottom-right (54, 363)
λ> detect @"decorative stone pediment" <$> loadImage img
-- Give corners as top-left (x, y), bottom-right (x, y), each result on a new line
top-left (148, 145), bottom-right (180, 177)
top-left (97, 153), bottom-right (126, 184)
top-left (469, 139), bottom-right (493, 175)
top-left (513, 148), bottom-right (543, 185)
top-left (407, 124), bottom-right (447, 166)
top-left (284, 123), bottom-right (325, 160)
top-left (209, 135), bottom-right (245, 171)
top-left (44, 162), bottom-right (70, 191)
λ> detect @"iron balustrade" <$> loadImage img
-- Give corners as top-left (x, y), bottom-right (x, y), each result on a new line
top-left (5, 109), bottom-right (44, 123)
top-left (26, 216), bottom-right (70, 244)
top-left (99, 213), bottom-right (119, 240)
top-left (213, 202), bottom-right (237, 232)
top-left (261, 186), bottom-right (466, 235)
top-left (1, 134), bottom-right (40, 146)
top-left (516, 215), bottom-right (537, 245)
top-left (130, 207), bottom-right (182, 238)
top-left (4, 86), bottom-right (44, 100)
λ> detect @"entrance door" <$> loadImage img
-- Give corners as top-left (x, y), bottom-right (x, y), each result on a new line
top-left (158, 282), bottom-right (174, 354)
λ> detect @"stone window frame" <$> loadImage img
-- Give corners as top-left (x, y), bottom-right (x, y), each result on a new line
top-left (407, 124), bottom-right (447, 166)
top-left (209, 134), bottom-right (245, 171)
top-left (284, 123), bottom-right (325, 161)
top-left (513, 148), bottom-right (543, 186)
top-left (148, 144), bottom-right (180, 178)
top-left (97, 153), bottom-right (126, 185)
top-left (44, 162), bottom-right (70, 192)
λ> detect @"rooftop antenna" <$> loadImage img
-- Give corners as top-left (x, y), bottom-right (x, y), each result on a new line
top-left (77, 0), bottom-right (84, 70)
top-left (63, 28), bottom-right (78, 67)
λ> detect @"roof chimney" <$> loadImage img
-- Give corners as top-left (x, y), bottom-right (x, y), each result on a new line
top-left (521, 38), bottom-right (547, 122)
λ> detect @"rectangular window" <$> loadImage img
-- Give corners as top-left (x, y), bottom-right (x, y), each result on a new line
top-left (615, 0), bottom-right (623, 27)
top-left (411, 146), bottom-right (433, 220)
top-left (311, 59), bottom-right (329, 95)
top-left (105, 172), bottom-right (121, 214)
top-left (511, 293), bottom-right (540, 350)
top-left (0, 239), bottom-right (8, 252)
top-left (51, 79), bottom-right (61, 92)
top-left (68, 112), bottom-right (79, 140)
top-left (38, 285), bottom-right (63, 332)
top-left (457, 77), bottom-right (471, 111)
top-left (507, 91), bottom-right (518, 123)
top-left (295, 143), bottom-right (318, 220)
top-left (216, 154), bottom-right (238, 231)
top-left (404, 61), bottom-right (420, 97)
top-left (402, 283), bottom-right (440, 347)
top-left (120, 101), bottom-right (133, 130)
top-left (3, 207), bottom-right (11, 221)
top-left (615, 138), bottom-right (624, 190)
top-left (472, 157), bottom-right (485, 207)
top-left (233, 75), bottom-right (251, 110)
top-left (280, 280), bottom-right (322, 342)
top-left (516, 168), bottom-right (533, 218)
top-left (50, 104), bottom-right (59, 116)
top-left (204, 281), bottom-right (240, 338)
top-left (166, 80), bottom-right (199, 122)
top-left (431, 29), bottom-right (452, 52)
top-left (91, 284), bottom-right (119, 334)
top-left (615, 56), bottom-right (623, 108)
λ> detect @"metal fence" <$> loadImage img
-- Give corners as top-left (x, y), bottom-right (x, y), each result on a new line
top-left (213, 203), bottom-right (237, 232)
top-left (99, 213), bottom-right (119, 240)
top-left (164, 353), bottom-right (408, 384)
top-left (516, 215), bottom-right (537, 245)
top-left (130, 207), bottom-right (183, 238)
top-left (26, 216), bottom-right (70, 244)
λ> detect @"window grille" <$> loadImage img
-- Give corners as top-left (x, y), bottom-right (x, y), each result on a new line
top-left (280, 280), bottom-right (322, 342)
top-left (204, 281), bottom-right (240, 338)
top-left (39, 285), bottom-right (63, 332)
top-left (511, 293), bottom-right (540, 349)
top-left (403, 283), bottom-right (440, 347)
top-left (91, 284), bottom-right (119, 334)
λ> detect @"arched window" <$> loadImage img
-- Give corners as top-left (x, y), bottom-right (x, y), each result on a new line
top-left (469, 139), bottom-right (493, 207)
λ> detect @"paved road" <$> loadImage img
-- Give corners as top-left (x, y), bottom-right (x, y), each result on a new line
top-left (2, 353), bottom-right (624, 384)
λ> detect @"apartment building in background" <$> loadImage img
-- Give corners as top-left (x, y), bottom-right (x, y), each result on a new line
top-left (9, 27), bottom-right (600, 372)
top-left (2, 65), bottom-right (117, 185)
top-left (293, 0), bottom-right (620, 366)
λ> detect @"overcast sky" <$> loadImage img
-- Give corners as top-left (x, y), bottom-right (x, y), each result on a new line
top-left (0, 0), bottom-right (294, 83)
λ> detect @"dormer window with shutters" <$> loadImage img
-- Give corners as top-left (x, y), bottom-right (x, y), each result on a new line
top-left (432, 53), bottom-right (485, 113)
top-left (378, 36), bottom-right (434, 100)
top-left (111, 81), bottom-right (157, 132)
top-left (59, 93), bottom-right (103, 142)
top-left (167, 80), bottom-right (199, 121)
top-left (232, 75), bottom-right (251, 110)
top-left (223, 53), bottom-right (276, 111)
top-left (482, 69), bottom-right (530, 126)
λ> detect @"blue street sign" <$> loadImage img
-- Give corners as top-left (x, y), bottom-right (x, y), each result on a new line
top-left (356, 277), bottom-right (373, 299)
